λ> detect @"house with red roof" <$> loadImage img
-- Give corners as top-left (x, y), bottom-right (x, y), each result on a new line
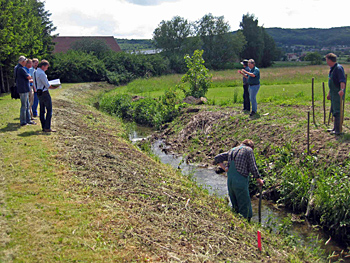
top-left (53, 36), bottom-right (122, 54)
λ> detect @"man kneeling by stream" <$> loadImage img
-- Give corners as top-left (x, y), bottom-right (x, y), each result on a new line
top-left (215, 139), bottom-right (264, 221)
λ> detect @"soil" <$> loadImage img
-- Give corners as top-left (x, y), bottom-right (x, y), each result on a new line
top-left (153, 105), bottom-right (350, 168)
top-left (47, 84), bottom-right (318, 262)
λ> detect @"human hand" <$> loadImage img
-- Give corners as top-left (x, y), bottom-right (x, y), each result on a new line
top-left (339, 89), bottom-right (344, 98)
top-left (256, 178), bottom-right (264, 187)
top-left (238, 70), bottom-right (242, 74)
top-left (327, 93), bottom-right (331, 100)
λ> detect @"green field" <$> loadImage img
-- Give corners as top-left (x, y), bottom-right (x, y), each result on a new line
top-left (111, 65), bottom-right (349, 106)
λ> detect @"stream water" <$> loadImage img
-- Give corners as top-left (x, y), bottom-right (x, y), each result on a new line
top-left (129, 125), bottom-right (349, 261)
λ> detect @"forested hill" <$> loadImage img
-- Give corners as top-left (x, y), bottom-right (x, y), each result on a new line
top-left (117, 26), bottom-right (350, 51)
top-left (261, 27), bottom-right (350, 47)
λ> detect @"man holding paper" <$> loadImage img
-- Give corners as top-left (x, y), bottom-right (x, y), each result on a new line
top-left (34, 60), bottom-right (60, 132)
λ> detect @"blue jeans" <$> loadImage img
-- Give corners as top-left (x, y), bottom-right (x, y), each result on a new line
top-left (38, 91), bottom-right (52, 130)
top-left (249, 84), bottom-right (260, 113)
top-left (19, 92), bottom-right (31, 125)
top-left (32, 92), bottom-right (39, 117)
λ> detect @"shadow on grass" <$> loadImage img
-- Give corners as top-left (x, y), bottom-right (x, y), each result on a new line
top-left (336, 132), bottom-right (350, 142)
top-left (249, 113), bottom-right (261, 119)
top-left (17, 130), bottom-right (42, 137)
top-left (0, 122), bottom-right (21, 133)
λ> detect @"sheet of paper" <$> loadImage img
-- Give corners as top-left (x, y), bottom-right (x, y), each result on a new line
top-left (49, 79), bottom-right (61, 86)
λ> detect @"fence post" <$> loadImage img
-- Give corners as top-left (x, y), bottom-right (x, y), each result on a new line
top-left (312, 78), bottom-right (315, 125)
top-left (323, 82), bottom-right (326, 125)
top-left (307, 111), bottom-right (310, 155)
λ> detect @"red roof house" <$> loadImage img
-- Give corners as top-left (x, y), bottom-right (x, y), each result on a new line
top-left (53, 36), bottom-right (122, 53)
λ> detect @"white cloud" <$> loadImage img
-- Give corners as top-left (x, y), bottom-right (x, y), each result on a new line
top-left (43, 0), bottom-right (350, 39)
top-left (124, 0), bottom-right (179, 6)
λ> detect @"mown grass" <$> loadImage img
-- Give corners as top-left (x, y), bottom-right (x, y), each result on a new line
top-left (0, 83), bottom-right (326, 262)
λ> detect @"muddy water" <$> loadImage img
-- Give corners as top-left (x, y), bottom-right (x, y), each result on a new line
top-left (130, 126), bottom-right (349, 260)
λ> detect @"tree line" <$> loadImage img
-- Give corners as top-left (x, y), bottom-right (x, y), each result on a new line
top-left (0, 0), bottom-right (56, 93)
top-left (153, 13), bottom-right (281, 71)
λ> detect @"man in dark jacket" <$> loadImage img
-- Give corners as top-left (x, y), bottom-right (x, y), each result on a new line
top-left (326, 53), bottom-right (346, 135)
top-left (14, 56), bottom-right (35, 126)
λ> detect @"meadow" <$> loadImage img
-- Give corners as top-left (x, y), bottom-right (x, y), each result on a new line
top-left (110, 64), bottom-right (349, 106)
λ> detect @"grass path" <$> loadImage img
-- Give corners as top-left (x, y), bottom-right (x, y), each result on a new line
top-left (0, 83), bottom-right (324, 262)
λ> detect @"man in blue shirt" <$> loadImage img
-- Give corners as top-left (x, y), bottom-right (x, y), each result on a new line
top-left (241, 59), bottom-right (260, 117)
top-left (34, 60), bottom-right (59, 132)
top-left (14, 56), bottom-right (36, 126)
top-left (326, 53), bottom-right (346, 135)
top-left (30, 58), bottom-right (39, 117)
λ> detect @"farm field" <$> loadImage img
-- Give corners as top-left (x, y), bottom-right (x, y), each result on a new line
top-left (99, 64), bottom-right (350, 256)
top-left (0, 83), bottom-right (324, 262)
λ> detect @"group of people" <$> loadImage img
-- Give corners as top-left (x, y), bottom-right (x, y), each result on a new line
top-left (14, 56), bottom-right (58, 132)
top-left (217, 53), bottom-right (346, 222)
top-left (238, 59), bottom-right (260, 117)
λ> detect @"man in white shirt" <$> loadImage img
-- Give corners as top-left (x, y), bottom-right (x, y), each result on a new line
top-left (34, 60), bottom-right (59, 132)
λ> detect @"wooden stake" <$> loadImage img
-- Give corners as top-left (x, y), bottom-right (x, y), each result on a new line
top-left (307, 111), bottom-right (310, 155)
top-left (340, 95), bottom-right (344, 133)
top-left (323, 82), bottom-right (326, 125)
top-left (341, 74), bottom-right (347, 130)
top-left (312, 78), bottom-right (315, 125)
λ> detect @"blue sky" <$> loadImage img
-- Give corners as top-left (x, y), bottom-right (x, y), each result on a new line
top-left (43, 0), bottom-right (349, 39)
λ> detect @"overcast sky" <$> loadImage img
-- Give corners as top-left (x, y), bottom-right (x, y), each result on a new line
top-left (43, 0), bottom-right (349, 39)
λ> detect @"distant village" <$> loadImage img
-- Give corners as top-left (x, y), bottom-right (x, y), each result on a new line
top-left (284, 45), bottom-right (350, 61)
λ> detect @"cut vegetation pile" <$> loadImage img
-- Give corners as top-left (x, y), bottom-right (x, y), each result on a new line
top-left (0, 83), bottom-right (322, 262)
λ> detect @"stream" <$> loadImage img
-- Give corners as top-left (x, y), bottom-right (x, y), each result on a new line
top-left (129, 124), bottom-right (349, 261)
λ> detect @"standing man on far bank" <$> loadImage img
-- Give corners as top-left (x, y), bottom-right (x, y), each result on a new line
top-left (34, 60), bottom-right (58, 132)
top-left (238, 59), bottom-right (250, 112)
top-left (241, 59), bottom-right (260, 117)
top-left (326, 53), bottom-right (346, 135)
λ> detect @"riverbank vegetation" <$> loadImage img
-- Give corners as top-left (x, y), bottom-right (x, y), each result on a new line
top-left (99, 65), bottom-right (350, 251)
top-left (0, 83), bottom-right (324, 262)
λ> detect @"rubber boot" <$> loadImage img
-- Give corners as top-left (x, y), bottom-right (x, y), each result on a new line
top-left (331, 115), bottom-right (341, 135)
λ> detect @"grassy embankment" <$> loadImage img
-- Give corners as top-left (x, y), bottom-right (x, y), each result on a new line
top-left (99, 65), bottom-right (350, 249)
top-left (0, 83), bottom-right (323, 262)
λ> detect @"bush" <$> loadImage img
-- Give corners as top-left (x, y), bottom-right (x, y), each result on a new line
top-left (99, 94), bottom-right (133, 119)
top-left (99, 89), bottom-right (182, 128)
top-left (50, 50), bottom-right (106, 82)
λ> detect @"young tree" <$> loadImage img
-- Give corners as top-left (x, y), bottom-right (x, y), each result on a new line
top-left (178, 50), bottom-right (212, 98)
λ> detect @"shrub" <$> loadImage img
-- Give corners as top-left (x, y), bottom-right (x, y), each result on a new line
top-left (50, 50), bottom-right (106, 82)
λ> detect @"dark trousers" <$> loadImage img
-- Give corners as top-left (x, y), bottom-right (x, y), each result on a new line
top-left (38, 91), bottom-right (52, 130)
top-left (32, 92), bottom-right (39, 117)
top-left (243, 83), bottom-right (250, 111)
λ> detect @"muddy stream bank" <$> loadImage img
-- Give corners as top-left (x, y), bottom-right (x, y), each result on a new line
top-left (129, 124), bottom-right (349, 261)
